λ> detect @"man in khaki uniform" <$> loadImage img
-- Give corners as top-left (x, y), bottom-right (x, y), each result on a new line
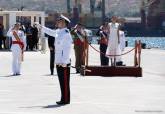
top-left (71, 23), bottom-right (86, 73)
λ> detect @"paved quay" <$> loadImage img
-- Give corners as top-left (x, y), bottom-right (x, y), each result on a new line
top-left (0, 45), bottom-right (165, 114)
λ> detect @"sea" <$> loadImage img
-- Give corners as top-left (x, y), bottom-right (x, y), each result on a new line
top-left (91, 37), bottom-right (165, 50)
top-left (127, 37), bottom-right (165, 50)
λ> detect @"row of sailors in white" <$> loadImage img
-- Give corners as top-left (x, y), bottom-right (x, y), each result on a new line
top-left (7, 23), bottom-right (26, 75)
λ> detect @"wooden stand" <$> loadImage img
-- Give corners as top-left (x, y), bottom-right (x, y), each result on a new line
top-left (80, 66), bottom-right (142, 77)
top-left (81, 40), bottom-right (142, 77)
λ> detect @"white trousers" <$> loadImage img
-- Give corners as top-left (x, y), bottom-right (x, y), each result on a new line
top-left (40, 38), bottom-right (46, 53)
top-left (12, 50), bottom-right (21, 74)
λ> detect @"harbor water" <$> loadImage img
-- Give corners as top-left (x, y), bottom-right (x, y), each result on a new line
top-left (92, 37), bottom-right (165, 50)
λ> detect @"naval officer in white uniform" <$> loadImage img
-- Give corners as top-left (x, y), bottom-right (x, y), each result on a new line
top-left (36, 15), bottom-right (72, 105)
top-left (7, 23), bottom-right (26, 76)
top-left (116, 29), bottom-right (126, 65)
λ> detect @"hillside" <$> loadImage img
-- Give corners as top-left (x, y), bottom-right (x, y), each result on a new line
top-left (0, 0), bottom-right (141, 17)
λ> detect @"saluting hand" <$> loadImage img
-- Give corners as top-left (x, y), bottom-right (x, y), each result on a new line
top-left (34, 22), bottom-right (42, 29)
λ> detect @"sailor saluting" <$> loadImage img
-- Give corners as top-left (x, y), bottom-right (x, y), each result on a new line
top-left (7, 23), bottom-right (26, 76)
top-left (35, 14), bottom-right (72, 105)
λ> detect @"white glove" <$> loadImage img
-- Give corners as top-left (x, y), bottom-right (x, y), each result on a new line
top-left (34, 22), bottom-right (42, 29)
top-left (57, 64), bottom-right (67, 67)
top-left (61, 64), bottom-right (67, 67)
top-left (34, 22), bottom-right (39, 25)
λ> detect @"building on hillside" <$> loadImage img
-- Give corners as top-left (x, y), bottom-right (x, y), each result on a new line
top-left (0, 11), bottom-right (45, 30)
top-left (148, 0), bottom-right (165, 29)
top-left (0, 11), bottom-right (45, 49)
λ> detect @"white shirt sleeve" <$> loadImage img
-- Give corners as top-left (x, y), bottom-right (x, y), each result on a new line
top-left (42, 26), bottom-right (56, 38)
top-left (7, 27), bottom-right (13, 37)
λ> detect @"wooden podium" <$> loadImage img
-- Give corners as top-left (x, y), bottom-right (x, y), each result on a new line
top-left (81, 40), bottom-right (142, 77)
top-left (80, 66), bottom-right (142, 77)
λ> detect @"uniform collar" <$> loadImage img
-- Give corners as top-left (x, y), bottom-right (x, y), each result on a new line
top-left (58, 27), bottom-right (68, 32)
top-left (59, 27), bottom-right (67, 30)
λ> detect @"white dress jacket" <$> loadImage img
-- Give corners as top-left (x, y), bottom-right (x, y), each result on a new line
top-left (42, 26), bottom-right (73, 65)
top-left (7, 28), bottom-right (26, 52)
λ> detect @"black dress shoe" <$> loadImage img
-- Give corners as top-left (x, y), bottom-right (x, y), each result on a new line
top-left (51, 70), bottom-right (54, 75)
top-left (16, 73), bottom-right (21, 75)
top-left (12, 74), bottom-right (17, 76)
top-left (76, 69), bottom-right (80, 73)
top-left (51, 73), bottom-right (54, 75)
top-left (56, 101), bottom-right (70, 105)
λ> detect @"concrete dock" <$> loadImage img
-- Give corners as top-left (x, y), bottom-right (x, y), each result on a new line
top-left (0, 45), bottom-right (165, 114)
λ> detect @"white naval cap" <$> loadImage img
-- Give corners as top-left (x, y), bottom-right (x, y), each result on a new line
top-left (15, 22), bottom-right (21, 25)
top-left (57, 14), bottom-right (71, 23)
